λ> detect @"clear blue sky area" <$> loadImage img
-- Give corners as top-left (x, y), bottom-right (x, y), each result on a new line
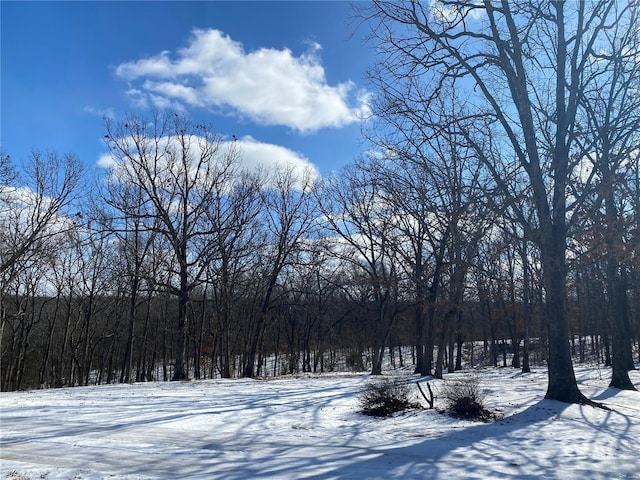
top-left (1, 1), bottom-right (374, 176)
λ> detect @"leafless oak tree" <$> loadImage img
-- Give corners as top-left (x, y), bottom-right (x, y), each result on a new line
top-left (103, 112), bottom-right (240, 381)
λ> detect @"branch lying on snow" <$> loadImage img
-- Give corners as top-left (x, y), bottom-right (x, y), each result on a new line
top-left (417, 381), bottom-right (434, 409)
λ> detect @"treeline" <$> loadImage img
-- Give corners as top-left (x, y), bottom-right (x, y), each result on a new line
top-left (3, 2), bottom-right (640, 398)
top-left (1, 113), bottom-right (638, 391)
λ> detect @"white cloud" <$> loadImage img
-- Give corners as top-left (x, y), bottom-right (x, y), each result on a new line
top-left (430, 0), bottom-right (485, 23)
top-left (233, 136), bottom-right (318, 182)
top-left (115, 29), bottom-right (369, 132)
top-left (0, 186), bottom-right (48, 210)
top-left (97, 153), bottom-right (116, 169)
top-left (0, 186), bottom-right (75, 257)
top-left (84, 106), bottom-right (115, 120)
top-left (97, 134), bottom-right (318, 187)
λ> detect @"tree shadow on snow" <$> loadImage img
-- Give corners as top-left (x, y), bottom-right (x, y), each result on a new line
top-left (295, 398), bottom-right (634, 480)
top-left (3, 377), bottom-right (636, 480)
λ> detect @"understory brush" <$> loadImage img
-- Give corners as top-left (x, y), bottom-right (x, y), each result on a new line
top-left (439, 373), bottom-right (496, 421)
top-left (359, 376), bottom-right (422, 417)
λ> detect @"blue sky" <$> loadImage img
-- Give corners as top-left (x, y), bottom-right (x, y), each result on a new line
top-left (1, 1), bottom-right (374, 177)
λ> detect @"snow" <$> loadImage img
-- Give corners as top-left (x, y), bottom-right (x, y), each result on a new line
top-left (1, 366), bottom-right (639, 479)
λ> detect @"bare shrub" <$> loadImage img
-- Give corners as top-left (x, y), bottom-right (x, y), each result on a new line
top-left (359, 377), bottom-right (421, 417)
top-left (440, 374), bottom-right (495, 421)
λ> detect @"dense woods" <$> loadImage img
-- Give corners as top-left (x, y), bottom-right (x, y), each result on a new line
top-left (1, 1), bottom-right (639, 398)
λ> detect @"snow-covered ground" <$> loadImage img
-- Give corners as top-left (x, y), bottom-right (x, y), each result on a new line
top-left (1, 366), bottom-right (638, 480)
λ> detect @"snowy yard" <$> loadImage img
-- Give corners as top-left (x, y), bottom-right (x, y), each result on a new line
top-left (1, 366), bottom-right (638, 479)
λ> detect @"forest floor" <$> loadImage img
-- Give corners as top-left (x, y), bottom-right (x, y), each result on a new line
top-left (1, 365), bottom-right (639, 479)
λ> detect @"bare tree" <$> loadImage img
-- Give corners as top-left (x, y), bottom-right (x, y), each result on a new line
top-left (359, 0), bottom-right (634, 404)
top-left (242, 166), bottom-right (318, 377)
top-left (205, 170), bottom-right (262, 378)
top-left (575, 1), bottom-right (640, 390)
top-left (71, 228), bottom-right (116, 386)
top-left (629, 150), bottom-right (640, 365)
top-left (0, 151), bottom-right (83, 279)
top-left (0, 151), bottom-right (83, 357)
top-left (363, 94), bottom-right (495, 376)
top-left (1, 253), bottom-right (50, 390)
top-left (318, 160), bottom-right (402, 375)
top-left (375, 157), bottom-right (448, 376)
top-left (103, 112), bottom-right (240, 381)
top-left (0, 149), bottom-right (16, 197)
top-left (95, 159), bottom-right (161, 384)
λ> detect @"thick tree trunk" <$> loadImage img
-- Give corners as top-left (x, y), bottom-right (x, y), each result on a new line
top-left (434, 324), bottom-right (447, 380)
top-left (544, 276), bottom-right (582, 400)
top-left (542, 238), bottom-right (586, 403)
top-left (608, 265), bottom-right (637, 390)
top-left (602, 146), bottom-right (636, 389)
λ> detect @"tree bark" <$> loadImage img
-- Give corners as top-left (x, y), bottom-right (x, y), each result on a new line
top-left (541, 233), bottom-right (586, 402)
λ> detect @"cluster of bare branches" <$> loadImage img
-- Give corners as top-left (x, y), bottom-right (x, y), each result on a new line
top-left (356, 0), bottom-right (640, 401)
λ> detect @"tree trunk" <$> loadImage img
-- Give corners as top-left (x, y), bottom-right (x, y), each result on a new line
top-left (455, 331), bottom-right (464, 371)
top-left (414, 300), bottom-right (426, 375)
top-left (521, 244), bottom-right (531, 373)
top-left (40, 293), bottom-right (61, 387)
top-left (172, 289), bottom-right (189, 381)
top-left (243, 314), bottom-right (264, 378)
top-left (121, 278), bottom-right (137, 384)
top-left (608, 265), bottom-right (637, 390)
top-left (542, 243), bottom-right (586, 403)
